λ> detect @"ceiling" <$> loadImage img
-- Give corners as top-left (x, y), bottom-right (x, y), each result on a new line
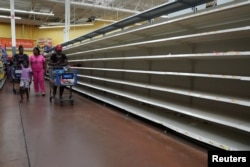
top-left (0, 0), bottom-right (168, 26)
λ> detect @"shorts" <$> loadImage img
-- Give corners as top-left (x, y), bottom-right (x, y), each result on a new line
top-left (20, 79), bottom-right (30, 88)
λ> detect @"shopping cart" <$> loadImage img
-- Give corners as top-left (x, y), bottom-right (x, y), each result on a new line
top-left (48, 66), bottom-right (77, 105)
top-left (12, 68), bottom-right (22, 94)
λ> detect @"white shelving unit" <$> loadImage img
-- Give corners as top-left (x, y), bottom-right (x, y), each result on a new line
top-left (46, 0), bottom-right (250, 150)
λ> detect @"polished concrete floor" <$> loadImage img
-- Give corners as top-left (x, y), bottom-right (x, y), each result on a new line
top-left (0, 81), bottom-right (207, 167)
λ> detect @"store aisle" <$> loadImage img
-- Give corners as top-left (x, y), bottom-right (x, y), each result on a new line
top-left (0, 81), bottom-right (207, 167)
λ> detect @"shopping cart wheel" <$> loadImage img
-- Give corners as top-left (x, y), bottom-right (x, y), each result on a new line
top-left (49, 97), bottom-right (52, 102)
top-left (13, 89), bottom-right (16, 94)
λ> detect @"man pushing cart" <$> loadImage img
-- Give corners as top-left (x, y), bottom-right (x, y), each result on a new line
top-left (12, 45), bottom-right (29, 94)
top-left (48, 45), bottom-right (77, 105)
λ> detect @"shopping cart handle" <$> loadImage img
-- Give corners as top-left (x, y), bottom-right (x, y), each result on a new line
top-left (48, 65), bottom-right (68, 70)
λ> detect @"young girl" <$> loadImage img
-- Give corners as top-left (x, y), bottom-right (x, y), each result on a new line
top-left (20, 60), bottom-right (32, 103)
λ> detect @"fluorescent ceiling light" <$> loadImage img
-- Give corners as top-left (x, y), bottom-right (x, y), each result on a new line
top-left (0, 7), bottom-right (54, 16)
top-left (39, 23), bottom-right (94, 29)
top-left (161, 15), bottom-right (168, 18)
top-left (0, 15), bottom-right (21, 19)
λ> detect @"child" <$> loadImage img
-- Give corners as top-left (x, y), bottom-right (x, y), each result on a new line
top-left (20, 61), bottom-right (32, 103)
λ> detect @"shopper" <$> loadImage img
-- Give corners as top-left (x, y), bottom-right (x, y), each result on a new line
top-left (30, 47), bottom-right (46, 96)
top-left (19, 60), bottom-right (32, 103)
top-left (48, 45), bottom-right (68, 99)
top-left (13, 45), bottom-right (29, 68)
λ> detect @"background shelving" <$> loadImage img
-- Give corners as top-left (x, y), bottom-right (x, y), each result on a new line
top-left (0, 61), bottom-right (7, 89)
top-left (46, 0), bottom-right (250, 150)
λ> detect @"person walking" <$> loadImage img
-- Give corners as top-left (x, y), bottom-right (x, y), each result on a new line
top-left (12, 45), bottom-right (29, 81)
top-left (48, 45), bottom-right (68, 99)
top-left (19, 60), bottom-right (32, 103)
top-left (13, 45), bottom-right (29, 68)
top-left (30, 47), bottom-right (46, 96)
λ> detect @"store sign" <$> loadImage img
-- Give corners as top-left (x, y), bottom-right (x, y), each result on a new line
top-left (0, 38), bottom-right (34, 48)
top-left (37, 38), bottom-right (53, 52)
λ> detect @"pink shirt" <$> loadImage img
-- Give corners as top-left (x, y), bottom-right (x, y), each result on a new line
top-left (30, 55), bottom-right (45, 72)
top-left (21, 65), bottom-right (32, 81)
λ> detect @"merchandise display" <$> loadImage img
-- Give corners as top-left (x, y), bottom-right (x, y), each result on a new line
top-left (0, 54), bottom-right (6, 89)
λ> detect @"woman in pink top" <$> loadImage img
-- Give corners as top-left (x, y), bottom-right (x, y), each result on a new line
top-left (30, 47), bottom-right (46, 96)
